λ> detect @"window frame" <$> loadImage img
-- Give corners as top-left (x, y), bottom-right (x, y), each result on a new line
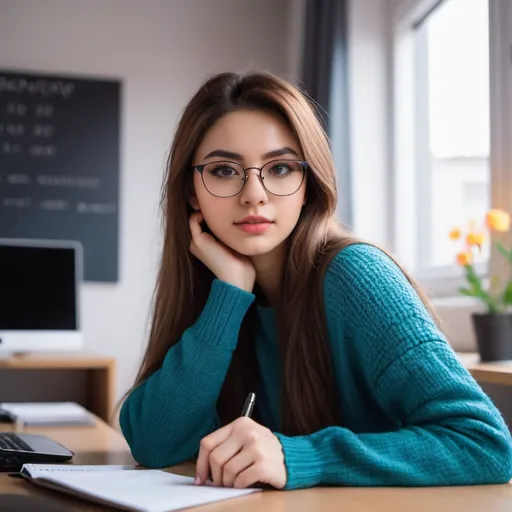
top-left (390, 0), bottom-right (512, 298)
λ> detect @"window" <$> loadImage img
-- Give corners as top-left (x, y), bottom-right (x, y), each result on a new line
top-left (418, 0), bottom-right (490, 270)
top-left (391, 0), bottom-right (511, 297)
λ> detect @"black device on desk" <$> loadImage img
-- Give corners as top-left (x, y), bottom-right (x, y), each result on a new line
top-left (0, 408), bottom-right (15, 422)
top-left (0, 432), bottom-right (74, 471)
top-left (1, 494), bottom-right (71, 512)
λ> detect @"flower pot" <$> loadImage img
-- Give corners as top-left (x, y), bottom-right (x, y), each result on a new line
top-left (472, 313), bottom-right (512, 362)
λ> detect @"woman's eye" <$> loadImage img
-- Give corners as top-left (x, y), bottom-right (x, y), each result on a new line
top-left (269, 164), bottom-right (291, 176)
top-left (210, 166), bottom-right (238, 177)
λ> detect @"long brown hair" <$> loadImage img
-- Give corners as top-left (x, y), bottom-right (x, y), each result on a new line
top-left (123, 71), bottom-right (441, 436)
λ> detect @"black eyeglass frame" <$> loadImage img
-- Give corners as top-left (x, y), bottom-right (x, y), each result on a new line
top-left (192, 159), bottom-right (309, 198)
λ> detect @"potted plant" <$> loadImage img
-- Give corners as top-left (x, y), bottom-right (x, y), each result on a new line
top-left (449, 208), bottom-right (512, 362)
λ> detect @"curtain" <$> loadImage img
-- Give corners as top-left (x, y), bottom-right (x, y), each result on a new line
top-left (302, 0), bottom-right (352, 228)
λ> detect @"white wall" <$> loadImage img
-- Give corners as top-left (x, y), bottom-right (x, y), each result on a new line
top-left (0, 0), bottom-right (288, 404)
top-left (286, 0), bottom-right (306, 80)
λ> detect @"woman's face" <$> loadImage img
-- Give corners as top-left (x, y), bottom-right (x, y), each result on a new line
top-left (190, 109), bottom-right (307, 257)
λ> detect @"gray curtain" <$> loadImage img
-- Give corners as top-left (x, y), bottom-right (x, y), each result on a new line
top-left (302, 0), bottom-right (352, 228)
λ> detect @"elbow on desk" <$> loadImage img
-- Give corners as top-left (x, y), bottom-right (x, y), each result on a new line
top-left (119, 399), bottom-right (196, 469)
top-left (122, 423), bottom-right (194, 469)
top-left (480, 451), bottom-right (512, 485)
top-left (118, 395), bottom-right (137, 448)
top-left (463, 421), bottom-right (512, 485)
top-left (129, 439), bottom-right (195, 470)
top-left (490, 437), bottom-right (512, 484)
top-left (425, 410), bottom-right (512, 486)
top-left (484, 418), bottom-right (512, 484)
top-left (495, 463), bottom-right (512, 485)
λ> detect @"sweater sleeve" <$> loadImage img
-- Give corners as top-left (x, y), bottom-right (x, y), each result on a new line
top-left (275, 244), bottom-right (512, 489)
top-left (119, 279), bottom-right (255, 468)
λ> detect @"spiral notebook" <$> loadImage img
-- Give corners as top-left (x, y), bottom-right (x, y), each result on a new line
top-left (18, 464), bottom-right (261, 512)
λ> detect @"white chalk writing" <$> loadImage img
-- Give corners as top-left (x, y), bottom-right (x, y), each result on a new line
top-left (0, 76), bottom-right (75, 98)
top-left (37, 175), bottom-right (100, 189)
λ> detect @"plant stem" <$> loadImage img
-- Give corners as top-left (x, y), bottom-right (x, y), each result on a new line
top-left (464, 264), bottom-right (502, 313)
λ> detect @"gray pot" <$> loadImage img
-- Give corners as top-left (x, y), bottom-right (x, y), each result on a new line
top-left (472, 313), bottom-right (512, 362)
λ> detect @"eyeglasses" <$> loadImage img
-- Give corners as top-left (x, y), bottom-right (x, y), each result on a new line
top-left (192, 159), bottom-right (308, 198)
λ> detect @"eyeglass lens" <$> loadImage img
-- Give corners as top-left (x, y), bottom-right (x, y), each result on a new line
top-left (200, 160), bottom-right (305, 197)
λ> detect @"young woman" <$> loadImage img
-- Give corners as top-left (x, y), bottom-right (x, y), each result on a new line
top-left (119, 71), bottom-right (512, 490)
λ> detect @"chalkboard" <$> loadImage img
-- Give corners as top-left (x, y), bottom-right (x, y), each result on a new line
top-left (0, 70), bottom-right (120, 282)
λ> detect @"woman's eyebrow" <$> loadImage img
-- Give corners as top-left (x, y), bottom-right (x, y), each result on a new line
top-left (203, 149), bottom-right (243, 160)
top-left (203, 146), bottom-right (299, 161)
top-left (262, 147), bottom-right (299, 159)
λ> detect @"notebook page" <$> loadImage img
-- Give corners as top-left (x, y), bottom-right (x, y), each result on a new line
top-left (22, 464), bottom-right (137, 477)
top-left (36, 469), bottom-right (261, 512)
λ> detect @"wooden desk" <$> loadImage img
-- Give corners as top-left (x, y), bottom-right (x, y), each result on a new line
top-left (1, 417), bottom-right (511, 511)
top-left (0, 353), bottom-right (116, 423)
top-left (457, 352), bottom-right (512, 387)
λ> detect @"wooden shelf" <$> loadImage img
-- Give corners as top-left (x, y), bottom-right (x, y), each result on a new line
top-left (0, 352), bottom-right (116, 423)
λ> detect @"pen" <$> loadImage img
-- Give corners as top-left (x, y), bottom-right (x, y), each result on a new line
top-left (241, 393), bottom-right (270, 490)
top-left (241, 392), bottom-right (256, 418)
top-left (199, 393), bottom-right (257, 485)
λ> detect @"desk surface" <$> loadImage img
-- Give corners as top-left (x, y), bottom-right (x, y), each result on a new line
top-left (1, 417), bottom-right (511, 512)
top-left (457, 352), bottom-right (512, 386)
top-left (0, 352), bottom-right (115, 369)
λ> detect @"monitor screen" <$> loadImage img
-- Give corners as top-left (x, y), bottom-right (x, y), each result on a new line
top-left (0, 241), bottom-right (78, 331)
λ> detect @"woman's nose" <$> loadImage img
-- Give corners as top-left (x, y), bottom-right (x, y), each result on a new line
top-left (239, 169), bottom-right (268, 204)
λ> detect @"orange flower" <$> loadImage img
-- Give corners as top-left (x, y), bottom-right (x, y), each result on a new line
top-left (486, 209), bottom-right (510, 232)
top-left (466, 232), bottom-right (485, 247)
top-left (449, 228), bottom-right (461, 240)
top-left (456, 251), bottom-right (473, 266)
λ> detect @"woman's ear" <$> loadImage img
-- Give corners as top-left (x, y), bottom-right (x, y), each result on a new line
top-left (188, 194), bottom-right (200, 211)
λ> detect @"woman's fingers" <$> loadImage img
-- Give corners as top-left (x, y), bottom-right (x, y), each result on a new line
top-left (209, 435), bottom-right (243, 486)
top-left (195, 424), bottom-right (232, 484)
top-left (233, 462), bottom-right (266, 489)
top-left (189, 211), bottom-right (204, 240)
top-left (222, 449), bottom-right (254, 488)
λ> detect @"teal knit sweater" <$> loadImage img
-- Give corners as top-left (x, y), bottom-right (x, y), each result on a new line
top-left (120, 244), bottom-right (512, 489)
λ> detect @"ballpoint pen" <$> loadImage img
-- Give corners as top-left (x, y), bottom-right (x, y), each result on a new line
top-left (201, 392), bottom-right (257, 484)
top-left (241, 393), bottom-right (256, 418)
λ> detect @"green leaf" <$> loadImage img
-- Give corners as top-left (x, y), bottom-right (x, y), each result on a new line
top-left (463, 265), bottom-right (503, 311)
top-left (496, 242), bottom-right (512, 264)
top-left (490, 275), bottom-right (501, 291)
top-left (465, 265), bottom-right (483, 294)
top-left (503, 281), bottom-right (512, 305)
top-left (497, 241), bottom-right (508, 258)
top-left (459, 287), bottom-right (476, 297)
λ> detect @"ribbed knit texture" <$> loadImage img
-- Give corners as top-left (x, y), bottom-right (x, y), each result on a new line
top-left (120, 279), bottom-right (255, 467)
top-left (120, 244), bottom-right (512, 489)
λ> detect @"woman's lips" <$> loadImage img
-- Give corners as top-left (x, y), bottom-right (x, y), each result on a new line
top-left (235, 222), bottom-right (273, 234)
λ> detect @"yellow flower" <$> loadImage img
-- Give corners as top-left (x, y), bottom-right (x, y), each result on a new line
top-left (449, 228), bottom-right (461, 240)
top-left (486, 209), bottom-right (510, 232)
top-left (456, 251), bottom-right (473, 266)
top-left (466, 232), bottom-right (485, 247)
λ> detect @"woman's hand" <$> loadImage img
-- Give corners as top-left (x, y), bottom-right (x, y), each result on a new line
top-left (195, 417), bottom-right (287, 489)
top-left (189, 212), bottom-right (256, 293)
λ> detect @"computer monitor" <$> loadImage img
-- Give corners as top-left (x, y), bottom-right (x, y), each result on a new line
top-left (0, 238), bottom-right (83, 354)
